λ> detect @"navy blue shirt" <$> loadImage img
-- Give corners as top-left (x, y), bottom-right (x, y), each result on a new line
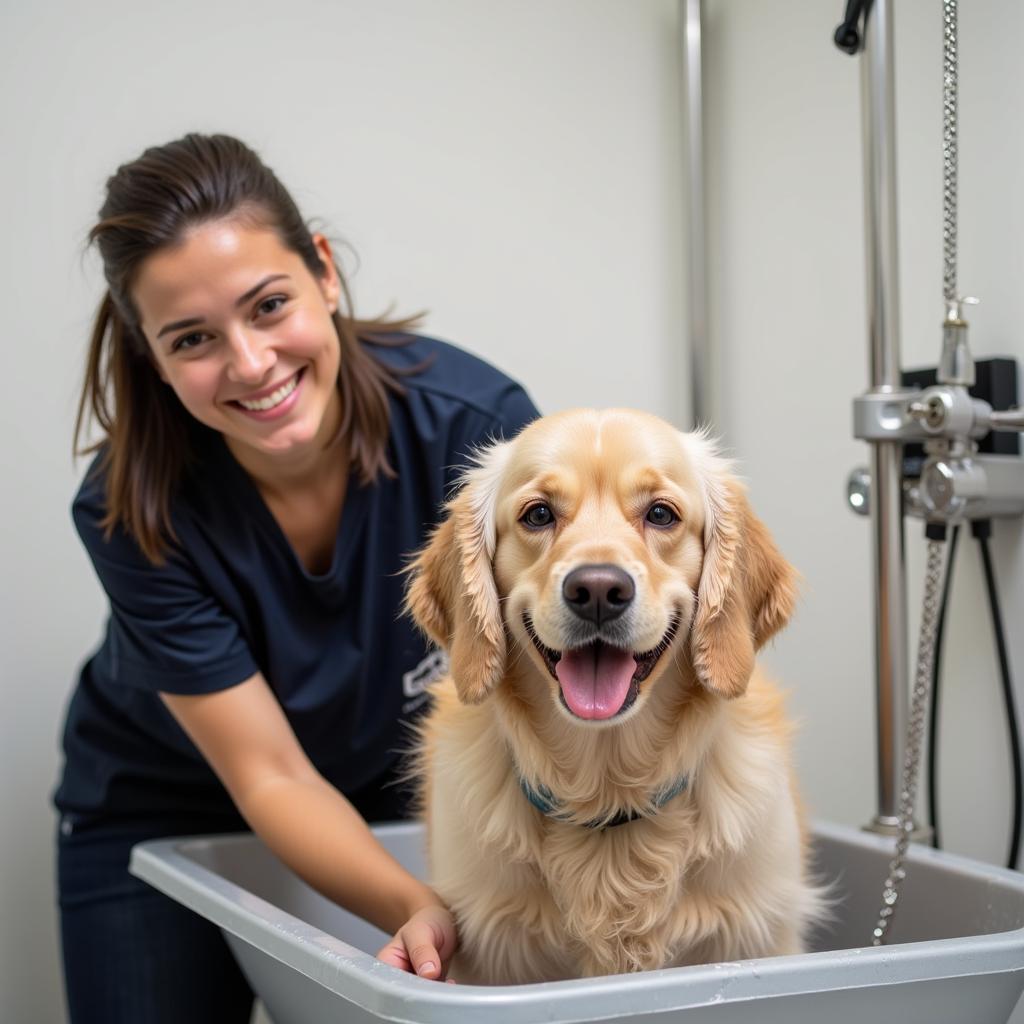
top-left (54, 336), bottom-right (538, 825)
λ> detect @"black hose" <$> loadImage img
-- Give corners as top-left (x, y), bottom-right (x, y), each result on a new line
top-left (973, 519), bottom-right (1023, 870)
top-left (833, 0), bottom-right (873, 54)
top-left (927, 523), bottom-right (960, 850)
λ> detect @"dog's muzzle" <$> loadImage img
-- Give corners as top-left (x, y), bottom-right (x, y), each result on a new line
top-left (524, 608), bottom-right (681, 722)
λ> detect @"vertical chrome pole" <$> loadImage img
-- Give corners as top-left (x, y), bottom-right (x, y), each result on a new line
top-left (860, 0), bottom-right (908, 834)
top-left (682, 0), bottom-right (709, 430)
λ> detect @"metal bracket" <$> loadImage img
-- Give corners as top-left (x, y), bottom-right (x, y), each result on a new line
top-left (853, 390), bottom-right (927, 442)
top-left (853, 386), bottom-right (992, 443)
top-left (910, 453), bottom-right (1024, 521)
top-left (849, 453), bottom-right (1024, 523)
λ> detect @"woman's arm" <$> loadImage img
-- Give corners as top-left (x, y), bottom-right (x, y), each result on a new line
top-left (160, 674), bottom-right (457, 978)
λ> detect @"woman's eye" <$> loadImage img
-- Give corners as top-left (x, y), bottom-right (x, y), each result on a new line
top-left (646, 503), bottom-right (678, 527)
top-left (172, 332), bottom-right (207, 353)
top-left (256, 295), bottom-right (286, 317)
top-left (521, 504), bottom-right (555, 529)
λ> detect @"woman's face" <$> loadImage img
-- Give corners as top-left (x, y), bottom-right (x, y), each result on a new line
top-left (132, 218), bottom-right (343, 470)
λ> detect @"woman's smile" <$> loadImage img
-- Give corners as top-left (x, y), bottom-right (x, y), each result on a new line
top-left (230, 367), bottom-right (305, 418)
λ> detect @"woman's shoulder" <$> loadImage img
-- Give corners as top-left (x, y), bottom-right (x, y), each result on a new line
top-left (71, 450), bottom-right (114, 535)
top-left (70, 452), bottom-right (162, 570)
top-left (70, 433), bottom-right (232, 556)
top-left (369, 333), bottom-right (540, 460)
top-left (368, 333), bottom-right (531, 415)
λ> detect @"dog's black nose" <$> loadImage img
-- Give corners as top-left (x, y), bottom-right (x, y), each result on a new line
top-left (562, 564), bottom-right (635, 625)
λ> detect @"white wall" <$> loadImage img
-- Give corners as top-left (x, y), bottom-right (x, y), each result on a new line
top-left (703, 0), bottom-right (1024, 866)
top-left (5, 2), bottom-right (1024, 1022)
top-left (0, 2), bottom-right (683, 1021)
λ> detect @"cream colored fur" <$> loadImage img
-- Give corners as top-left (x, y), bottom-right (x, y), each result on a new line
top-left (406, 409), bottom-right (826, 984)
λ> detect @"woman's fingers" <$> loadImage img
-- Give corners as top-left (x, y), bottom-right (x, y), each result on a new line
top-left (375, 939), bottom-right (412, 972)
top-left (403, 915), bottom-right (446, 978)
top-left (376, 903), bottom-right (457, 981)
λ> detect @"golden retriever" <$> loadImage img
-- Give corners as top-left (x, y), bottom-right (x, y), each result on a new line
top-left (405, 409), bottom-right (825, 983)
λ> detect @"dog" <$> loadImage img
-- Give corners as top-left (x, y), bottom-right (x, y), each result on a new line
top-left (405, 409), bottom-right (825, 984)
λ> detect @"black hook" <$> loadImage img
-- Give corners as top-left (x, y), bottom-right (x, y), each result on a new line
top-left (834, 0), bottom-right (874, 55)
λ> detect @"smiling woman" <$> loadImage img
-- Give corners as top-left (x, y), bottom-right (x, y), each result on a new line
top-left (74, 136), bottom-right (431, 567)
top-left (55, 134), bottom-right (539, 1023)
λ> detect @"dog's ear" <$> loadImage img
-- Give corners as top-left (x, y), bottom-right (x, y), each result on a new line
top-left (404, 445), bottom-right (509, 704)
top-left (690, 475), bottom-right (797, 699)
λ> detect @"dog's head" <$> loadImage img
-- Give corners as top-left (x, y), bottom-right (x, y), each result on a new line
top-left (406, 409), bottom-right (796, 723)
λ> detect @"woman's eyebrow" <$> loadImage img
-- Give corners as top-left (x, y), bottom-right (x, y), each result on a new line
top-left (235, 273), bottom-right (290, 307)
top-left (156, 274), bottom-right (292, 339)
top-left (157, 316), bottom-right (204, 339)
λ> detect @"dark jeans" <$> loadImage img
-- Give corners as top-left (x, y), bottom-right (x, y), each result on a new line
top-left (56, 777), bottom-right (412, 1023)
top-left (57, 813), bottom-right (254, 1024)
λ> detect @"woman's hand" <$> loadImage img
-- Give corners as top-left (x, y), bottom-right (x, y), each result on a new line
top-left (376, 902), bottom-right (458, 981)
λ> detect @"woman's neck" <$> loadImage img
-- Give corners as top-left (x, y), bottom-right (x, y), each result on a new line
top-left (229, 433), bottom-right (348, 499)
top-left (226, 401), bottom-right (351, 574)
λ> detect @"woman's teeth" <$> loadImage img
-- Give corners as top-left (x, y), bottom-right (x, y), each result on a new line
top-left (237, 374), bottom-right (299, 412)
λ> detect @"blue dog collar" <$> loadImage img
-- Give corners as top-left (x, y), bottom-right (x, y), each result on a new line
top-left (518, 774), bottom-right (690, 829)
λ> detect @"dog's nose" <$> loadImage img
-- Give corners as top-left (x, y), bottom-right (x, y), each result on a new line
top-left (562, 564), bottom-right (635, 625)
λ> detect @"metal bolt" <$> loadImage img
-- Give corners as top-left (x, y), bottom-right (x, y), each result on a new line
top-left (847, 467), bottom-right (871, 516)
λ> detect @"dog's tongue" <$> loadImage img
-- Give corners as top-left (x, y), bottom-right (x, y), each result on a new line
top-left (555, 642), bottom-right (636, 720)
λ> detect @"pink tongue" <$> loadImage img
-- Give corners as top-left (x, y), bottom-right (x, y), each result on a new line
top-left (555, 643), bottom-right (637, 720)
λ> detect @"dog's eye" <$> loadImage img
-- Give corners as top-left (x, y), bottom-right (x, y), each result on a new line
top-left (646, 503), bottom-right (678, 527)
top-left (521, 504), bottom-right (555, 529)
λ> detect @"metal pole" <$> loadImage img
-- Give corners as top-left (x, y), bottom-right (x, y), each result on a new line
top-left (682, 0), bottom-right (709, 430)
top-left (859, 0), bottom-right (909, 835)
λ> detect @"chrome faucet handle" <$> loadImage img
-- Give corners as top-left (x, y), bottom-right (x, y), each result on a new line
top-left (944, 295), bottom-right (979, 324)
top-left (988, 408), bottom-right (1024, 432)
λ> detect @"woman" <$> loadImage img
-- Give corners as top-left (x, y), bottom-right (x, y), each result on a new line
top-left (54, 132), bottom-right (538, 1022)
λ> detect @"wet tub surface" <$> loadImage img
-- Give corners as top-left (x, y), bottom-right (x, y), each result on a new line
top-left (131, 821), bottom-right (1024, 1024)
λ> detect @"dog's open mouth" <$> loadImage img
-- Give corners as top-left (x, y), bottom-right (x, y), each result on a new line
top-left (523, 613), bottom-right (681, 721)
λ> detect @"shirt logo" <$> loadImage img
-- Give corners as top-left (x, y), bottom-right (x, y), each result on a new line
top-left (402, 649), bottom-right (450, 713)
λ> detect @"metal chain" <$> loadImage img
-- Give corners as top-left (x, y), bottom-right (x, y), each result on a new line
top-left (942, 0), bottom-right (958, 303)
top-left (872, 538), bottom-right (949, 945)
top-left (872, 1), bottom-right (964, 945)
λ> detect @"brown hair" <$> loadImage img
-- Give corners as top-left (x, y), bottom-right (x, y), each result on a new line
top-left (76, 133), bottom-right (423, 563)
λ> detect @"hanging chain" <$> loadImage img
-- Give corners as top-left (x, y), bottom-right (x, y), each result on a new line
top-left (942, 0), bottom-right (958, 304)
top-left (872, 0), bottom-right (968, 945)
top-left (872, 538), bottom-right (949, 945)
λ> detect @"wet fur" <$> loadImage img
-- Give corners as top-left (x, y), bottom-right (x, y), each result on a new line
top-left (406, 409), bottom-right (826, 983)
